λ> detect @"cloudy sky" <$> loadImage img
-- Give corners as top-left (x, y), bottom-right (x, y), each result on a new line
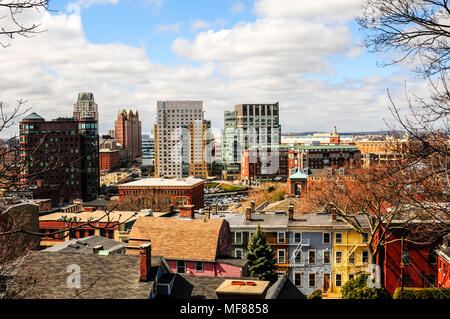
top-left (0, 0), bottom-right (424, 137)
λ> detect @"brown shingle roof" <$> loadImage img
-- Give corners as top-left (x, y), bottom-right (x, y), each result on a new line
top-left (128, 216), bottom-right (226, 262)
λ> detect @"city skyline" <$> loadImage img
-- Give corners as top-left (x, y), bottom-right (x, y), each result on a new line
top-left (0, 0), bottom-right (430, 139)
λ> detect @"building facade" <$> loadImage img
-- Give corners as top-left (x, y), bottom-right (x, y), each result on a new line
top-left (154, 101), bottom-right (210, 178)
top-left (19, 113), bottom-right (99, 202)
top-left (118, 176), bottom-right (204, 210)
top-left (222, 103), bottom-right (281, 179)
top-left (99, 149), bottom-right (120, 172)
top-left (115, 109), bottom-right (142, 165)
top-left (73, 92), bottom-right (98, 122)
top-left (142, 137), bottom-right (155, 166)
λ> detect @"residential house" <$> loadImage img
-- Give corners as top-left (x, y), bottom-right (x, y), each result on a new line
top-left (127, 205), bottom-right (247, 277)
top-left (43, 235), bottom-right (127, 254)
top-left (436, 234), bottom-right (450, 288)
top-left (6, 244), bottom-right (174, 299)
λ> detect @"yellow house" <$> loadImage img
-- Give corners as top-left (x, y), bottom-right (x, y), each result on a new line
top-left (324, 228), bottom-right (371, 298)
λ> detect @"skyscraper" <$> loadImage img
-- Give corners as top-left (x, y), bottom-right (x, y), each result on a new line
top-left (221, 103), bottom-right (281, 179)
top-left (19, 113), bottom-right (99, 202)
top-left (115, 109), bottom-right (142, 165)
top-left (73, 92), bottom-right (98, 122)
top-left (154, 101), bottom-right (209, 178)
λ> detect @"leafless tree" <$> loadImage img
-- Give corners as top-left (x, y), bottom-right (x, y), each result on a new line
top-left (0, 0), bottom-right (50, 48)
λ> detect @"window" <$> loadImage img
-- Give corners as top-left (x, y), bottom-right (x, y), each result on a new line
top-left (362, 250), bottom-right (369, 263)
top-left (349, 252), bottom-right (355, 264)
top-left (308, 273), bottom-right (316, 288)
top-left (335, 251), bottom-right (342, 264)
top-left (294, 232), bottom-right (301, 243)
top-left (195, 261), bottom-right (203, 272)
top-left (277, 249), bottom-right (286, 264)
top-left (335, 274), bottom-right (342, 287)
top-left (323, 232), bottom-right (331, 244)
top-left (429, 250), bottom-right (437, 264)
top-left (308, 250), bottom-right (316, 264)
top-left (349, 274), bottom-right (355, 281)
top-left (235, 248), bottom-right (243, 259)
top-left (294, 273), bottom-right (302, 287)
top-left (176, 261), bottom-right (186, 273)
top-left (403, 250), bottom-right (411, 265)
top-left (277, 232), bottom-right (286, 243)
top-left (232, 232), bottom-right (243, 244)
top-left (294, 250), bottom-right (301, 264)
top-left (323, 250), bottom-right (331, 264)
top-left (362, 233), bottom-right (368, 243)
top-left (335, 233), bottom-right (342, 243)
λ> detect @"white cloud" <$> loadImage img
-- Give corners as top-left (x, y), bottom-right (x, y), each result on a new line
top-left (253, 0), bottom-right (362, 22)
top-left (0, 5), bottom-right (419, 140)
top-left (155, 22), bottom-right (182, 34)
top-left (190, 19), bottom-right (211, 32)
top-left (230, 1), bottom-right (245, 14)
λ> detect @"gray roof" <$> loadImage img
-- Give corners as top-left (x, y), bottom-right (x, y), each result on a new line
top-left (22, 112), bottom-right (44, 121)
top-left (43, 236), bottom-right (126, 254)
top-left (265, 275), bottom-right (306, 299)
top-left (8, 252), bottom-right (165, 299)
top-left (210, 211), bottom-right (369, 231)
top-left (161, 275), bottom-right (257, 299)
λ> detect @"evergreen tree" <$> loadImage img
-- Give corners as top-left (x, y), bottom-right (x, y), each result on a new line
top-left (246, 224), bottom-right (278, 283)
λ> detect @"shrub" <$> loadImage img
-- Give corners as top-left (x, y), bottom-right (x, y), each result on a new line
top-left (341, 274), bottom-right (391, 299)
top-left (267, 185), bottom-right (275, 193)
top-left (393, 287), bottom-right (450, 299)
top-left (309, 290), bottom-right (322, 299)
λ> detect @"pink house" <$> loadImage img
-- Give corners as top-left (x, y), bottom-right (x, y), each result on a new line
top-left (127, 205), bottom-right (247, 277)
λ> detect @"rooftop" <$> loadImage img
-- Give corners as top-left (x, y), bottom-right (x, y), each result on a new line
top-left (39, 210), bottom-right (147, 223)
top-left (215, 279), bottom-right (270, 296)
top-left (9, 252), bottom-right (166, 299)
top-left (128, 216), bottom-right (226, 262)
top-left (120, 176), bottom-right (204, 187)
top-left (43, 235), bottom-right (126, 254)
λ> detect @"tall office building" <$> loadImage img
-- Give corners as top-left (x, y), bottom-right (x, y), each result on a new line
top-left (154, 101), bottom-right (210, 178)
top-left (19, 113), bottom-right (99, 202)
top-left (73, 92), bottom-right (98, 122)
top-left (222, 103), bottom-right (281, 179)
top-left (142, 137), bottom-right (155, 166)
top-left (115, 109), bottom-right (142, 165)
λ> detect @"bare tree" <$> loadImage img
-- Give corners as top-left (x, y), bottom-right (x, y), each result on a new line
top-left (357, 0), bottom-right (450, 76)
top-left (0, 0), bottom-right (50, 48)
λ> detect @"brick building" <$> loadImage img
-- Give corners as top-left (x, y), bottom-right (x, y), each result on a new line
top-left (115, 109), bottom-right (142, 165)
top-left (99, 149), bottom-right (120, 172)
top-left (118, 176), bottom-right (204, 210)
top-left (19, 113), bottom-right (99, 203)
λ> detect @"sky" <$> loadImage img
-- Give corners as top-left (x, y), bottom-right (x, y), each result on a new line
top-left (0, 0), bottom-right (427, 137)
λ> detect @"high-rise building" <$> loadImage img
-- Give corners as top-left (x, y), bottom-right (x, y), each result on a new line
top-left (154, 101), bottom-right (210, 178)
top-left (19, 113), bottom-right (99, 202)
top-left (222, 103), bottom-right (281, 180)
top-left (115, 109), bottom-right (142, 165)
top-left (73, 92), bottom-right (98, 122)
top-left (142, 137), bottom-right (154, 166)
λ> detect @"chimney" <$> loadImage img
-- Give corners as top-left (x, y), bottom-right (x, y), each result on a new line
top-left (93, 245), bottom-right (103, 254)
top-left (288, 204), bottom-right (294, 221)
top-left (139, 243), bottom-right (152, 282)
top-left (245, 207), bottom-right (252, 221)
top-left (179, 205), bottom-right (195, 219)
top-left (250, 200), bottom-right (256, 214)
top-left (204, 207), bottom-right (211, 222)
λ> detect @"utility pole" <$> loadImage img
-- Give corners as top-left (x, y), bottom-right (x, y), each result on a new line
top-left (400, 236), bottom-right (404, 299)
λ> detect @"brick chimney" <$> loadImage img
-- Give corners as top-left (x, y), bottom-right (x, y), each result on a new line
top-left (139, 243), bottom-right (152, 282)
top-left (245, 207), bottom-right (252, 221)
top-left (179, 205), bottom-right (195, 219)
top-left (250, 200), bottom-right (256, 214)
top-left (288, 204), bottom-right (294, 221)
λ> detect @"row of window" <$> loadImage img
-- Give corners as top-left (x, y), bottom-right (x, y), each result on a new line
top-left (293, 272), bottom-right (347, 288)
top-left (176, 260), bottom-right (204, 273)
top-left (232, 231), bottom-right (365, 245)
